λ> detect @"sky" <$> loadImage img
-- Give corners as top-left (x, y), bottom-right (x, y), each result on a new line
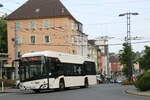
top-left (0, 0), bottom-right (150, 53)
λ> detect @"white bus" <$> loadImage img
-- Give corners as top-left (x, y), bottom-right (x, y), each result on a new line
top-left (18, 51), bottom-right (96, 92)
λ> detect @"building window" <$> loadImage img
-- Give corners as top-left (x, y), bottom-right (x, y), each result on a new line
top-left (71, 36), bottom-right (78, 44)
top-left (75, 23), bottom-right (78, 30)
top-left (30, 36), bottom-right (35, 44)
top-left (44, 36), bottom-right (50, 43)
top-left (71, 22), bottom-right (78, 31)
top-left (29, 20), bottom-right (36, 29)
top-left (15, 21), bottom-right (21, 31)
top-left (71, 23), bottom-right (74, 30)
top-left (78, 23), bottom-right (83, 32)
top-left (17, 50), bottom-right (21, 58)
top-left (71, 37), bottom-right (75, 43)
top-left (43, 20), bottom-right (49, 29)
top-left (15, 36), bottom-right (22, 44)
top-left (72, 50), bottom-right (76, 54)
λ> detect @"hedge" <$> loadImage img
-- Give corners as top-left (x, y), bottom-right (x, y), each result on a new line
top-left (134, 71), bottom-right (150, 91)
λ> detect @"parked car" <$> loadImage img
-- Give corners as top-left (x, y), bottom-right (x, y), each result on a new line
top-left (96, 75), bottom-right (103, 84)
top-left (116, 79), bottom-right (122, 83)
top-left (15, 80), bottom-right (20, 88)
top-left (110, 79), bottom-right (122, 83)
top-left (110, 79), bottom-right (115, 83)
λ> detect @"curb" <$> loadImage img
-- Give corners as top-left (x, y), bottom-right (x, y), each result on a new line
top-left (125, 89), bottom-right (150, 97)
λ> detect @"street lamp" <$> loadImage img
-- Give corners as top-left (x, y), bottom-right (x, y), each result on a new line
top-left (119, 12), bottom-right (139, 81)
top-left (119, 12), bottom-right (139, 16)
top-left (0, 4), bottom-right (3, 7)
top-left (119, 12), bottom-right (139, 43)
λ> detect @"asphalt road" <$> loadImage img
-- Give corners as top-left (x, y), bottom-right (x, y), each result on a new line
top-left (0, 84), bottom-right (150, 100)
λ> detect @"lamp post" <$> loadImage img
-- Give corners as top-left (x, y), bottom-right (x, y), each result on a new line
top-left (0, 4), bottom-right (3, 7)
top-left (119, 12), bottom-right (139, 80)
top-left (14, 25), bottom-right (19, 79)
top-left (0, 3), bottom-right (3, 79)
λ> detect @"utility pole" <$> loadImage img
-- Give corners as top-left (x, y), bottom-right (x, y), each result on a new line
top-left (119, 12), bottom-right (139, 81)
top-left (0, 60), bottom-right (4, 92)
top-left (0, 3), bottom-right (4, 92)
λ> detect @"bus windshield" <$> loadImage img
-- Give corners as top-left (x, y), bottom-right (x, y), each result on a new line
top-left (19, 56), bottom-right (47, 82)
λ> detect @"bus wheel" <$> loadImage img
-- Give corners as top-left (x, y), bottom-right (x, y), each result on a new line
top-left (59, 80), bottom-right (65, 91)
top-left (33, 89), bottom-right (40, 93)
top-left (80, 78), bottom-right (89, 88)
top-left (84, 78), bottom-right (89, 88)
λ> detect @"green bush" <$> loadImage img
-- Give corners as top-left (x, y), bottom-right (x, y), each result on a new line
top-left (134, 71), bottom-right (150, 91)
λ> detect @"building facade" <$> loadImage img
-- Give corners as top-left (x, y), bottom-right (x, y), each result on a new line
top-left (6, 0), bottom-right (88, 65)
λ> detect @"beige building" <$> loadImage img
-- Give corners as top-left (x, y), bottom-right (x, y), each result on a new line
top-left (88, 40), bottom-right (101, 73)
top-left (6, 0), bottom-right (88, 65)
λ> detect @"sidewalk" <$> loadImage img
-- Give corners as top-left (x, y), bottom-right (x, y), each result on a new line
top-left (126, 88), bottom-right (150, 97)
top-left (0, 87), bottom-right (20, 93)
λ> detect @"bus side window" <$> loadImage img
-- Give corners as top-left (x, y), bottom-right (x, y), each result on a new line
top-left (77, 65), bottom-right (82, 75)
top-left (91, 62), bottom-right (96, 75)
top-left (56, 63), bottom-right (64, 75)
top-left (63, 63), bottom-right (74, 76)
top-left (73, 64), bottom-right (82, 76)
top-left (84, 61), bottom-right (96, 75)
top-left (46, 58), bottom-right (56, 76)
top-left (82, 63), bottom-right (86, 75)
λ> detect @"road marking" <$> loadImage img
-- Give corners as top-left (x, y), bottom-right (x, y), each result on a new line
top-left (0, 93), bottom-right (9, 97)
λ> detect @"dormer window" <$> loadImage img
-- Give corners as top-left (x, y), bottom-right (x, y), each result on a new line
top-left (35, 8), bottom-right (40, 13)
top-left (61, 8), bottom-right (65, 13)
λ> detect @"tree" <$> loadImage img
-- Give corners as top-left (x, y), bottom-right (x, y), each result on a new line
top-left (119, 43), bottom-right (136, 80)
top-left (138, 46), bottom-right (150, 70)
top-left (0, 14), bottom-right (7, 53)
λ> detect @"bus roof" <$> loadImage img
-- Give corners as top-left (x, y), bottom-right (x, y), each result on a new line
top-left (22, 51), bottom-right (94, 64)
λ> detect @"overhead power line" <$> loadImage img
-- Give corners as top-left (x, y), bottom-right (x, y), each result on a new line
top-left (109, 41), bottom-right (150, 46)
top-left (106, 0), bottom-right (150, 5)
top-left (14, 41), bottom-right (150, 47)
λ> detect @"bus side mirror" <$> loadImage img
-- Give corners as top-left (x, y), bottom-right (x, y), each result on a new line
top-left (49, 73), bottom-right (52, 76)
